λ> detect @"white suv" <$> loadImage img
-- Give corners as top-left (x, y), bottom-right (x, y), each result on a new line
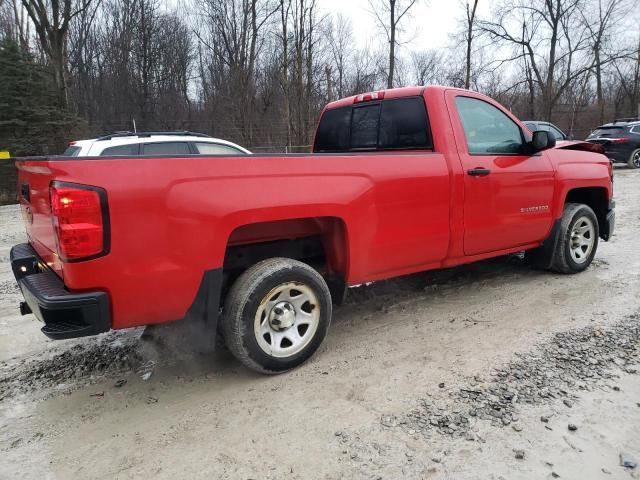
top-left (62, 131), bottom-right (251, 156)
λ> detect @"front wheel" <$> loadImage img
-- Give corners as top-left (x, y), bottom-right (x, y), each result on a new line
top-left (550, 203), bottom-right (599, 274)
top-left (222, 258), bottom-right (332, 374)
top-left (628, 148), bottom-right (640, 169)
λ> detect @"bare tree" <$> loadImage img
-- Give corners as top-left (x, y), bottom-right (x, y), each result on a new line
top-left (21, 0), bottom-right (96, 107)
top-left (581, 0), bottom-right (628, 123)
top-left (613, 29), bottom-right (640, 118)
top-left (463, 0), bottom-right (479, 89)
top-left (6, 0), bottom-right (640, 156)
top-left (411, 49), bottom-right (444, 85)
top-left (480, 0), bottom-right (596, 120)
top-left (327, 13), bottom-right (353, 99)
top-left (196, 0), bottom-right (278, 144)
top-left (284, 0), bottom-right (324, 145)
top-left (0, 0), bottom-right (31, 46)
top-left (368, 0), bottom-right (420, 88)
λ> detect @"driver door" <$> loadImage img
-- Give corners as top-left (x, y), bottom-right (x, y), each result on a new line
top-left (446, 92), bottom-right (555, 256)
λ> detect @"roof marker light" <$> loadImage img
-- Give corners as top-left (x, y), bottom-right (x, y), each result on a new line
top-left (354, 91), bottom-right (385, 103)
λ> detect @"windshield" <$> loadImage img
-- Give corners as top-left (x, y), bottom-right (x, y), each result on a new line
top-left (62, 145), bottom-right (81, 156)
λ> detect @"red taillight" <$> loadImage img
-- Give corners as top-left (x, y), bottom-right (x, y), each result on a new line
top-left (354, 91), bottom-right (385, 103)
top-left (50, 182), bottom-right (108, 261)
top-left (609, 138), bottom-right (629, 144)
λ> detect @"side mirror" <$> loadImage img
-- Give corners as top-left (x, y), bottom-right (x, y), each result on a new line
top-left (531, 130), bottom-right (556, 152)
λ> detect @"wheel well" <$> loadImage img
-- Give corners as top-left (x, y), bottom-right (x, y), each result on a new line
top-left (222, 217), bottom-right (348, 304)
top-left (564, 187), bottom-right (608, 234)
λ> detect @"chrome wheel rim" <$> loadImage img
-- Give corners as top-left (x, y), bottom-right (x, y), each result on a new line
top-left (254, 282), bottom-right (320, 358)
top-left (569, 216), bottom-right (595, 264)
top-left (633, 151), bottom-right (640, 168)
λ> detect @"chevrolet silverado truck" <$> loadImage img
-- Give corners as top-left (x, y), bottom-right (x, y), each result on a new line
top-left (10, 86), bottom-right (615, 373)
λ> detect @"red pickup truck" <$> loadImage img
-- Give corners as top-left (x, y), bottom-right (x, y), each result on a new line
top-left (10, 86), bottom-right (615, 373)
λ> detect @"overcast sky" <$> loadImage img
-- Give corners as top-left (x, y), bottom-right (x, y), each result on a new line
top-left (317, 0), bottom-right (491, 50)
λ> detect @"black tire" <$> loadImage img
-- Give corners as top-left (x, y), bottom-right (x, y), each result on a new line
top-left (222, 258), bottom-right (332, 374)
top-left (550, 203), bottom-right (599, 274)
top-left (628, 148), bottom-right (640, 169)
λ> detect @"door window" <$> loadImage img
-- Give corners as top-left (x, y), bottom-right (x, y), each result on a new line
top-left (455, 97), bottom-right (524, 154)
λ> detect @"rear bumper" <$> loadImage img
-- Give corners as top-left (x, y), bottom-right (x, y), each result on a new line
top-left (10, 243), bottom-right (111, 340)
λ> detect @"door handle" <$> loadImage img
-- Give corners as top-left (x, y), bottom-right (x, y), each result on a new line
top-left (467, 168), bottom-right (491, 177)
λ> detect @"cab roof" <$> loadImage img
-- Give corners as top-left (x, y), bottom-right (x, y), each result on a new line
top-left (322, 85), bottom-right (474, 111)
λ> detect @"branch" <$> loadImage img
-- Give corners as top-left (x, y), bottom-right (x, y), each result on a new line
top-left (395, 0), bottom-right (418, 26)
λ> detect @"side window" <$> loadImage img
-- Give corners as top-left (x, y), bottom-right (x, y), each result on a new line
top-left (142, 142), bottom-right (191, 155)
top-left (100, 144), bottom-right (139, 156)
top-left (455, 96), bottom-right (524, 154)
top-left (194, 142), bottom-right (244, 155)
top-left (631, 126), bottom-right (640, 135)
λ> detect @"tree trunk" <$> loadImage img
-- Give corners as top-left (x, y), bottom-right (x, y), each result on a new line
top-left (387, 0), bottom-right (395, 89)
top-left (50, 32), bottom-right (68, 107)
top-left (464, 0), bottom-right (478, 89)
top-left (280, 0), bottom-right (291, 149)
top-left (304, 0), bottom-right (314, 144)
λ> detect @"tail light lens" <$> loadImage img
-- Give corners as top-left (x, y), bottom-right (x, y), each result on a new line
top-left (50, 182), bottom-right (109, 261)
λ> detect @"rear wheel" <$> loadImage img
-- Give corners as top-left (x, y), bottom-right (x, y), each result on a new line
top-left (222, 258), bottom-right (332, 374)
top-left (550, 203), bottom-right (599, 274)
top-left (628, 148), bottom-right (640, 169)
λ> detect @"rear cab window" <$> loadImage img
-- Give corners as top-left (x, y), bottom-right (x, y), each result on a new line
top-left (314, 96), bottom-right (432, 153)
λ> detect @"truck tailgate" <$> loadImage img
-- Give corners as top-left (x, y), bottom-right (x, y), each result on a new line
top-left (16, 160), bottom-right (63, 277)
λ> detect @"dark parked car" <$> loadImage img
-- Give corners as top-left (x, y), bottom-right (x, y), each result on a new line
top-left (586, 119), bottom-right (640, 168)
top-left (523, 121), bottom-right (568, 141)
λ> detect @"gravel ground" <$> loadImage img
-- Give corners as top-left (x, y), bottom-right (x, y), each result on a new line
top-left (0, 168), bottom-right (639, 480)
top-left (400, 313), bottom-right (640, 437)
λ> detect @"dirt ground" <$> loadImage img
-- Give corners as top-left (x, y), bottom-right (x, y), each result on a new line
top-left (1, 168), bottom-right (639, 480)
